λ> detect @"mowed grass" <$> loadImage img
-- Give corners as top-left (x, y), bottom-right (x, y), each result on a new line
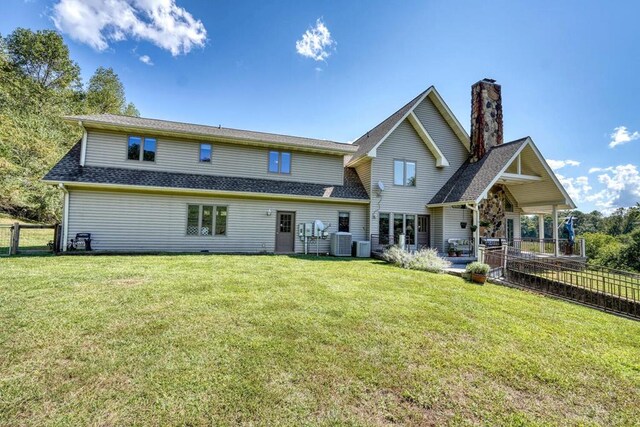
top-left (1, 255), bottom-right (639, 426)
top-left (0, 215), bottom-right (54, 254)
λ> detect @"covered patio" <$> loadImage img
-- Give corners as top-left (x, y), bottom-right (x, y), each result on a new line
top-left (428, 136), bottom-right (581, 260)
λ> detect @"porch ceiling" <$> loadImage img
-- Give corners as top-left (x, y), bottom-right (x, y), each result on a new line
top-left (501, 144), bottom-right (573, 212)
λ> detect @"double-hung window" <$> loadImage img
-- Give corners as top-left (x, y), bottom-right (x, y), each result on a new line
top-left (338, 212), bottom-right (350, 232)
top-left (268, 151), bottom-right (291, 174)
top-left (200, 143), bottom-right (212, 163)
top-left (128, 136), bottom-right (156, 162)
top-left (393, 160), bottom-right (416, 186)
top-left (187, 204), bottom-right (228, 236)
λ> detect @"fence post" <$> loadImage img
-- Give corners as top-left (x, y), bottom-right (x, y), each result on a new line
top-left (53, 224), bottom-right (62, 253)
top-left (580, 238), bottom-right (586, 258)
top-left (9, 222), bottom-right (20, 255)
top-left (502, 244), bottom-right (508, 271)
top-left (478, 246), bottom-right (485, 264)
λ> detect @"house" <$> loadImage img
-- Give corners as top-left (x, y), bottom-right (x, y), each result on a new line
top-left (43, 79), bottom-right (575, 256)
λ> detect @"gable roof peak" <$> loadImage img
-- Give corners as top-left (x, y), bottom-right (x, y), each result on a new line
top-left (347, 85), bottom-right (469, 166)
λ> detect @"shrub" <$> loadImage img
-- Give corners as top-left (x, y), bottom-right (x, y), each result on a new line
top-left (382, 246), bottom-right (451, 273)
top-left (408, 248), bottom-right (452, 273)
top-left (465, 262), bottom-right (490, 275)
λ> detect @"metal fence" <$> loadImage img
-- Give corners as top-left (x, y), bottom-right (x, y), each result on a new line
top-left (485, 247), bottom-right (640, 319)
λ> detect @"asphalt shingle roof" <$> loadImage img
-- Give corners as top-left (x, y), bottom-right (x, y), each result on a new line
top-left (66, 114), bottom-right (357, 153)
top-left (428, 138), bottom-right (528, 205)
top-left (350, 88), bottom-right (430, 161)
top-left (43, 141), bottom-right (369, 201)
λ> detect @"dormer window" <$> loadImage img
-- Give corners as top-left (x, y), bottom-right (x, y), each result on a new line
top-left (128, 136), bottom-right (156, 162)
top-left (268, 151), bottom-right (291, 174)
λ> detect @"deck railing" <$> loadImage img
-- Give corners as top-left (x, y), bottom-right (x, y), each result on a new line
top-left (499, 238), bottom-right (585, 258)
top-left (484, 247), bottom-right (640, 319)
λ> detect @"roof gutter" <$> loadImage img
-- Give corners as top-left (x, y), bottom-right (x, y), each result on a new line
top-left (42, 180), bottom-right (371, 205)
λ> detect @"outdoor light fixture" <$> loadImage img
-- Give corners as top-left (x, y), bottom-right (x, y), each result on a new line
top-left (267, 209), bottom-right (272, 216)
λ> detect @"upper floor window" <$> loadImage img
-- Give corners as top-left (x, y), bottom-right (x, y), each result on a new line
top-left (394, 160), bottom-right (416, 186)
top-left (268, 151), bottom-right (291, 174)
top-left (338, 211), bottom-right (350, 232)
top-left (200, 143), bottom-right (212, 163)
top-left (128, 136), bottom-right (156, 162)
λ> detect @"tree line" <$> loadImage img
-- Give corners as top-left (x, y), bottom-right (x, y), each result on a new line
top-left (0, 28), bottom-right (138, 222)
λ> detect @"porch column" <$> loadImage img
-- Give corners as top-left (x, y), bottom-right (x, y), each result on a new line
top-left (552, 205), bottom-right (559, 256)
top-left (538, 214), bottom-right (544, 253)
top-left (473, 206), bottom-right (480, 258)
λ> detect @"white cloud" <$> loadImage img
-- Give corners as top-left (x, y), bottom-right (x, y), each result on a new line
top-left (556, 173), bottom-right (592, 202)
top-left (52, 0), bottom-right (207, 56)
top-left (139, 54), bottom-right (153, 65)
top-left (608, 126), bottom-right (640, 148)
top-left (593, 164), bottom-right (640, 209)
top-left (588, 167), bottom-right (603, 174)
top-left (295, 19), bottom-right (336, 61)
top-left (547, 159), bottom-right (580, 170)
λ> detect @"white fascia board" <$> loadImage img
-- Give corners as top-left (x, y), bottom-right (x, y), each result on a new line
top-left (364, 90), bottom-right (431, 158)
top-left (407, 111), bottom-right (449, 167)
top-left (472, 139), bottom-right (531, 204)
top-left (426, 88), bottom-right (470, 151)
top-left (472, 138), bottom-right (576, 210)
top-left (527, 140), bottom-right (577, 209)
top-left (41, 180), bottom-right (371, 205)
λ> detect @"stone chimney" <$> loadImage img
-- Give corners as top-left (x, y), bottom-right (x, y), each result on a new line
top-left (470, 79), bottom-right (503, 163)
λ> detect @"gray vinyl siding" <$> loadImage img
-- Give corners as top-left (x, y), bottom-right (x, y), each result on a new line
top-left (369, 97), bottom-right (469, 245)
top-left (84, 130), bottom-right (344, 186)
top-left (443, 206), bottom-right (473, 245)
top-left (354, 160), bottom-right (372, 237)
top-left (67, 189), bottom-right (367, 253)
top-left (354, 161), bottom-right (372, 196)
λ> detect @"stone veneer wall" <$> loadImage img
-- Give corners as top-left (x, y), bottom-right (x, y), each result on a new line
top-left (470, 79), bottom-right (503, 163)
top-left (479, 185), bottom-right (506, 239)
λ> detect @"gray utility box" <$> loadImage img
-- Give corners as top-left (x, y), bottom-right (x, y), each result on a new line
top-left (352, 241), bottom-right (371, 258)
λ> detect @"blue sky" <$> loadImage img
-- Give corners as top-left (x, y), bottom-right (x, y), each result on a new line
top-left (2, 0), bottom-right (639, 213)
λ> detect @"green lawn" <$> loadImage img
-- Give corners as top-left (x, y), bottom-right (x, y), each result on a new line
top-left (1, 255), bottom-right (639, 426)
top-left (0, 214), bottom-right (54, 254)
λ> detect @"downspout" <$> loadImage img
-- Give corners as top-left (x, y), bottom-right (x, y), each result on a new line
top-left (59, 183), bottom-right (69, 252)
top-left (78, 121), bottom-right (87, 167)
top-left (466, 203), bottom-right (480, 259)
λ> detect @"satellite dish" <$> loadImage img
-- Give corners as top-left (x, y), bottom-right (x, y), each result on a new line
top-left (377, 181), bottom-right (385, 192)
top-left (314, 219), bottom-right (325, 231)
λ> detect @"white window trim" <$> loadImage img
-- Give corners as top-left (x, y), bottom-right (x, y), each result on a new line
top-left (393, 159), bottom-right (417, 187)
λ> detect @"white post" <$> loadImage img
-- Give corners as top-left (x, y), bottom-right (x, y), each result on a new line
top-left (62, 189), bottom-right (70, 252)
top-left (552, 205), bottom-right (559, 256)
top-left (538, 214), bottom-right (545, 253)
top-left (473, 207), bottom-right (480, 258)
top-left (580, 238), bottom-right (586, 258)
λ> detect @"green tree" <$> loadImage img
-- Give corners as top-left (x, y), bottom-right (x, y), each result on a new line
top-left (86, 67), bottom-right (139, 116)
top-left (0, 28), bottom-right (138, 221)
top-left (5, 28), bottom-right (80, 91)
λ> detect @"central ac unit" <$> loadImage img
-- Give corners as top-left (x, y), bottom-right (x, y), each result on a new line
top-left (352, 241), bottom-right (371, 258)
top-left (330, 232), bottom-right (352, 257)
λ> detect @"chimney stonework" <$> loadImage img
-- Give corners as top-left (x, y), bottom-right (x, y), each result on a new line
top-left (470, 79), bottom-right (503, 163)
